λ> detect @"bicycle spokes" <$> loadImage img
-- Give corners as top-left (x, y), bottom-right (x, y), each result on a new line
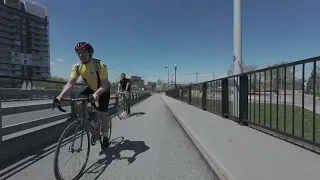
top-left (69, 124), bottom-right (85, 152)
top-left (54, 122), bottom-right (90, 180)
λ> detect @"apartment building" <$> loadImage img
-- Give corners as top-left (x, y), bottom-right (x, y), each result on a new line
top-left (0, 0), bottom-right (50, 88)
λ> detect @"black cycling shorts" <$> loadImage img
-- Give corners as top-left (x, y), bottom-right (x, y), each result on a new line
top-left (78, 87), bottom-right (110, 112)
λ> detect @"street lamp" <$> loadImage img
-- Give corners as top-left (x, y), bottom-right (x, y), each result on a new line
top-left (233, 0), bottom-right (243, 119)
top-left (174, 64), bottom-right (177, 88)
top-left (165, 67), bottom-right (169, 90)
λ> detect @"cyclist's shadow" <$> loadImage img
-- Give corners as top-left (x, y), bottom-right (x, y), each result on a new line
top-left (80, 138), bottom-right (150, 180)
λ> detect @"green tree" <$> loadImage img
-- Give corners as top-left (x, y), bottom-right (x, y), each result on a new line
top-left (305, 65), bottom-right (320, 95)
top-left (265, 61), bottom-right (296, 93)
top-left (227, 62), bottom-right (258, 90)
top-left (151, 82), bottom-right (156, 90)
top-left (157, 79), bottom-right (163, 85)
top-left (227, 62), bottom-right (258, 76)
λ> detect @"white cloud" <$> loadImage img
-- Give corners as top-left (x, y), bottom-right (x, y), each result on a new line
top-left (56, 58), bottom-right (64, 62)
top-left (50, 62), bottom-right (56, 65)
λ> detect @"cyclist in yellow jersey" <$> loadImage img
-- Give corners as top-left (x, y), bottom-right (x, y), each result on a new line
top-left (56, 42), bottom-right (111, 148)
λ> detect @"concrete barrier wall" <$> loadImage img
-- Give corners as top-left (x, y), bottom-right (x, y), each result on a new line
top-left (0, 91), bottom-right (151, 167)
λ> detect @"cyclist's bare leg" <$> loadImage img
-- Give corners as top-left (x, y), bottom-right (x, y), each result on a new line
top-left (99, 111), bottom-right (109, 137)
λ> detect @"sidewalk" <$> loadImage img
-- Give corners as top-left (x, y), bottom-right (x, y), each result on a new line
top-left (162, 95), bottom-right (320, 180)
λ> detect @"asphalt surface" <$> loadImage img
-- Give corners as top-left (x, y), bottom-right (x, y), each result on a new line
top-left (1, 94), bottom-right (216, 180)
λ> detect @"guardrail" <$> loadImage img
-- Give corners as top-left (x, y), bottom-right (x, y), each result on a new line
top-left (0, 75), bottom-right (117, 101)
top-left (0, 88), bottom-right (81, 101)
top-left (0, 90), bottom-right (151, 166)
top-left (166, 56), bottom-right (320, 149)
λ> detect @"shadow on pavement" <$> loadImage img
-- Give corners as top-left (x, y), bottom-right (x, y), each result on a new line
top-left (128, 112), bottom-right (146, 117)
top-left (0, 134), bottom-right (77, 180)
top-left (80, 138), bottom-right (150, 180)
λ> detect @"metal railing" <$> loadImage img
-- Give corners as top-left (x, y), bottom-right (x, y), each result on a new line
top-left (0, 75), bottom-right (118, 101)
top-left (166, 56), bottom-right (320, 148)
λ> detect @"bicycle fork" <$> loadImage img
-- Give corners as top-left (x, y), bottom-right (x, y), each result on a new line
top-left (69, 124), bottom-right (84, 153)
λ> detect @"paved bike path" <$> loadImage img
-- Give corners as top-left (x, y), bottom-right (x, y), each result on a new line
top-left (1, 94), bottom-right (217, 180)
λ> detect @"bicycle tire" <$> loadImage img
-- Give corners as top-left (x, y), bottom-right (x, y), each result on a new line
top-left (108, 116), bottom-right (112, 139)
top-left (53, 121), bottom-right (91, 180)
top-left (117, 101), bottom-right (125, 119)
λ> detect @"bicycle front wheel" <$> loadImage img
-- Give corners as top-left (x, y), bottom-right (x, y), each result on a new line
top-left (54, 121), bottom-right (91, 180)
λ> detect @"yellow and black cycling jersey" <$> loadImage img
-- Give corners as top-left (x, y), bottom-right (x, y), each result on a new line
top-left (70, 58), bottom-right (108, 91)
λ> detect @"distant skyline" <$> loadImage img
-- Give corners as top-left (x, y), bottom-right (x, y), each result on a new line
top-left (36, 0), bottom-right (320, 84)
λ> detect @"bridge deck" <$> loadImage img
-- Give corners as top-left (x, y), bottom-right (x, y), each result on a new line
top-left (0, 94), bottom-right (217, 180)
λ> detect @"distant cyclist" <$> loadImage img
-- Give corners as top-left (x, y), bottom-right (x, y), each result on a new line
top-left (56, 42), bottom-right (111, 148)
top-left (117, 73), bottom-right (131, 115)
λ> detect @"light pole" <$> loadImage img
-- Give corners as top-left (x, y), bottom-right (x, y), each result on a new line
top-left (174, 64), bottom-right (177, 88)
top-left (165, 67), bottom-right (169, 90)
top-left (233, 0), bottom-right (243, 117)
top-left (195, 72), bottom-right (203, 84)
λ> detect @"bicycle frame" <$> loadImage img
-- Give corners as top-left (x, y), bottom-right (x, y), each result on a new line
top-left (119, 92), bottom-right (130, 106)
top-left (53, 97), bottom-right (103, 149)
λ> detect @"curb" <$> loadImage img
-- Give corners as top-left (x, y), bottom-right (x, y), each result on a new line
top-left (161, 96), bottom-right (235, 180)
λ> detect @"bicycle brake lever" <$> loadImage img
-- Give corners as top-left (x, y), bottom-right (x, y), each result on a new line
top-left (52, 97), bottom-right (67, 112)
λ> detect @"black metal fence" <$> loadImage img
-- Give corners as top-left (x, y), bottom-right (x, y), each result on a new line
top-left (166, 56), bottom-right (320, 147)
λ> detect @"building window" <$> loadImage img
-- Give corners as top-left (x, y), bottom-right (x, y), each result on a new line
top-left (15, 52), bottom-right (19, 57)
top-left (24, 60), bottom-right (27, 64)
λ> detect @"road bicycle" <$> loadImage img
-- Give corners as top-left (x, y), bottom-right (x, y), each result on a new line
top-left (52, 95), bottom-right (111, 180)
top-left (116, 91), bottom-right (129, 119)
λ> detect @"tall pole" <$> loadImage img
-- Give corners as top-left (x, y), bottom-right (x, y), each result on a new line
top-left (233, 0), bottom-right (243, 117)
top-left (143, 76), bottom-right (146, 85)
top-left (196, 73), bottom-right (198, 84)
top-left (165, 67), bottom-right (169, 90)
top-left (174, 64), bottom-right (177, 88)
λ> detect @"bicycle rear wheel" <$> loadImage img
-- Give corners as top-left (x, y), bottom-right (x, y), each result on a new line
top-left (54, 121), bottom-right (91, 180)
top-left (117, 101), bottom-right (125, 119)
top-left (108, 116), bottom-right (112, 139)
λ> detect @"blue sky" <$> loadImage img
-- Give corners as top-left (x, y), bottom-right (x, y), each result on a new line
top-left (36, 0), bottom-right (320, 83)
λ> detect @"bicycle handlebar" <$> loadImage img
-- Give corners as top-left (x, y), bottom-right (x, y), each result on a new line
top-left (52, 95), bottom-right (98, 113)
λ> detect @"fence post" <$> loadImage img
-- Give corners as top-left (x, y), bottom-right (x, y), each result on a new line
top-left (239, 74), bottom-right (248, 125)
top-left (0, 100), bottom-right (3, 147)
top-left (181, 88), bottom-right (184, 101)
top-left (188, 85), bottom-right (192, 105)
top-left (221, 78), bottom-right (229, 118)
top-left (176, 89), bottom-right (179, 99)
top-left (202, 82), bottom-right (207, 110)
top-left (115, 93), bottom-right (119, 106)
